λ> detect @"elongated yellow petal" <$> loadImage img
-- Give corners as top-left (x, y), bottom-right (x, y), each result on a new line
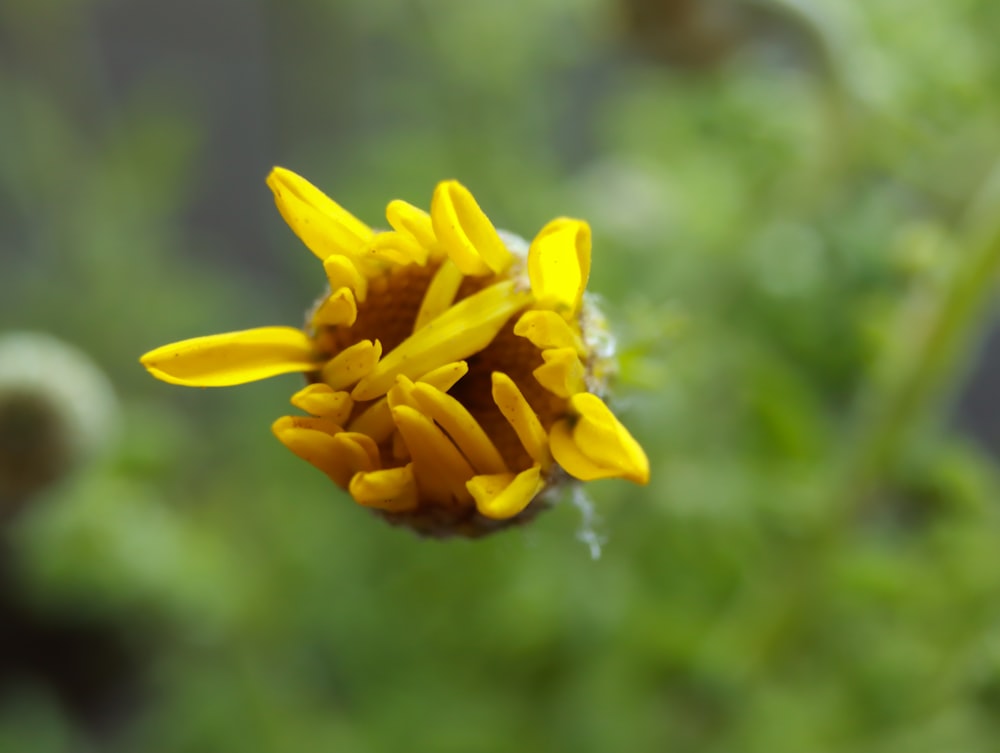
top-left (391, 405), bottom-right (474, 504)
top-left (290, 383), bottom-right (354, 424)
top-left (312, 287), bottom-right (357, 328)
top-left (267, 167), bottom-right (373, 260)
top-left (491, 372), bottom-right (552, 468)
top-left (321, 339), bottom-right (382, 391)
top-left (140, 327), bottom-right (320, 387)
top-left (431, 180), bottom-right (513, 276)
top-left (349, 465), bottom-right (419, 512)
top-left (468, 464), bottom-right (544, 520)
top-left (527, 218), bottom-right (591, 313)
top-left (323, 255), bottom-right (368, 302)
top-left (413, 259), bottom-right (464, 331)
top-left (513, 310), bottom-right (586, 356)
top-left (410, 382), bottom-right (508, 475)
top-left (386, 199), bottom-right (438, 249)
top-left (351, 281), bottom-right (530, 401)
top-left (549, 393), bottom-right (649, 484)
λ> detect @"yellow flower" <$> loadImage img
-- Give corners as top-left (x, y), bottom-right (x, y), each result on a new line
top-left (141, 169), bottom-right (649, 537)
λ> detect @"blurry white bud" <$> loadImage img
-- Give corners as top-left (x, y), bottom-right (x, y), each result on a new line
top-left (0, 332), bottom-right (118, 514)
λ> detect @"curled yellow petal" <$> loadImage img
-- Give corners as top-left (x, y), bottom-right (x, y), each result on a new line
top-left (272, 416), bottom-right (349, 486)
top-left (321, 339), bottom-right (382, 391)
top-left (290, 383), bottom-right (354, 425)
top-left (386, 199), bottom-right (438, 250)
top-left (312, 287), bottom-right (357, 328)
top-left (527, 218), bottom-right (591, 313)
top-left (467, 464), bottom-right (544, 520)
top-left (431, 180), bottom-right (513, 276)
top-left (533, 347), bottom-right (587, 398)
top-left (367, 230), bottom-right (429, 266)
top-left (351, 281), bottom-right (530, 401)
top-left (324, 255), bottom-right (368, 303)
top-left (349, 465), bottom-right (419, 512)
top-left (267, 167), bottom-right (373, 260)
top-left (513, 310), bottom-right (586, 356)
top-left (140, 327), bottom-right (320, 387)
top-left (549, 393), bottom-right (649, 484)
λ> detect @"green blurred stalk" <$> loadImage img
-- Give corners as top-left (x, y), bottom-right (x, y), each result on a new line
top-left (836, 161), bottom-right (1000, 517)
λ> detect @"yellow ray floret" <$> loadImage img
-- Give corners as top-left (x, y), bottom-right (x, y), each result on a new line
top-left (527, 218), bottom-right (591, 314)
top-left (321, 339), bottom-right (382, 391)
top-left (413, 259), bottom-right (464, 332)
top-left (410, 382), bottom-right (509, 475)
top-left (140, 327), bottom-right (321, 387)
top-left (267, 167), bottom-right (373, 261)
top-left (431, 180), bottom-right (513, 276)
top-left (367, 230), bottom-right (429, 266)
top-left (290, 383), bottom-right (354, 425)
top-left (385, 199), bottom-right (438, 251)
top-left (549, 393), bottom-right (649, 484)
top-left (533, 347), bottom-right (587, 398)
top-left (349, 465), bottom-right (419, 512)
top-left (391, 405), bottom-right (475, 504)
top-left (312, 287), bottom-right (358, 328)
top-left (491, 372), bottom-right (552, 468)
top-left (352, 281), bottom-right (530, 401)
top-left (467, 464), bottom-right (545, 520)
top-left (513, 310), bottom-right (587, 356)
top-left (323, 255), bottom-right (368, 302)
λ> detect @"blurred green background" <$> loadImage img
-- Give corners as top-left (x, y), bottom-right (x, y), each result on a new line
top-left (3, 0), bottom-right (1000, 751)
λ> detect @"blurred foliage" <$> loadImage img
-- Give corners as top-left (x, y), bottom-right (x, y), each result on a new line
top-left (2, 0), bottom-right (1000, 751)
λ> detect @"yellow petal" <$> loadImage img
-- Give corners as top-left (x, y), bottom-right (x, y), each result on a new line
top-left (367, 230), bottom-right (429, 266)
top-left (549, 393), bottom-right (649, 484)
top-left (321, 339), bottom-right (382, 391)
top-left (413, 259), bottom-right (464, 332)
top-left (347, 397), bottom-right (394, 444)
top-left (351, 281), bottom-right (530, 401)
top-left (347, 362), bottom-right (469, 444)
top-left (323, 255), bottom-right (368, 303)
top-left (386, 199), bottom-right (438, 250)
top-left (431, 180), bottom-right (512, 276)
top-left (410, 382), bottom-right (508, 475)
top-left (491, 372), bottom-right (552, 468)
top-left (335, 431), bottom-right (381, 471)
top-left (391, 405), bottom-right (475, 504)
top-left (527, 218), bottom-right (591, 313)
top-left (513, 310), bottom-right (586, 356)
top-left (140, 327), bottom-right (319, 387)
top-left (267, 167), bottom-right (373, 260)
top-left (349, 465), bottom-right (419, 512)
top-left (467, 464), bottom-right (544, 520)
top-left (290, 383), bottom-right (354, 425)
top-left (312, 287), bottom-right (357, 328)
top-left (417, 361), bottom-right (469, 392)
top-left (272, 416), bottom-right (350, 487)
top-left (533, 347), bottom-right (587, 398)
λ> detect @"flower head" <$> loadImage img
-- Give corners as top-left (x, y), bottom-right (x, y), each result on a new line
top-left (141, 169), bottom-right (648, 537)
